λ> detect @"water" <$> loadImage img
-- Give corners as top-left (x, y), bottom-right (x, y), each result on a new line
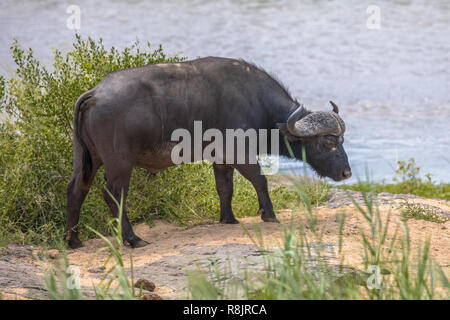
top-left (1, 0), bottom-right (449, 183)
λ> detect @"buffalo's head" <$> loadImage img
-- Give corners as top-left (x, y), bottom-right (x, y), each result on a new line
top-left (278, 101), bottom-right (351, 181)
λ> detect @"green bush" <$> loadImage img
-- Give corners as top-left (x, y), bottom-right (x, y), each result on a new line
top-left (400, 203), bottom-right (449, 224)
top-left (0, 36), bottom-right (298, 247)
top-left (339, 158), bottom-right (450, 200)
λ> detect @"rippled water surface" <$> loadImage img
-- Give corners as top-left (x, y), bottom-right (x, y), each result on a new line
top-left (1, 0), bottom-right (449, 182)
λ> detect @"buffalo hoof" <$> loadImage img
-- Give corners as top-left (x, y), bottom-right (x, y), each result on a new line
top-left (129, 238), bottom-right (149, 248)
top-left (220, 218), bottom-right (240, 224)
top-left (259, 209), bottom-right (280, 223)
top-left (262, 216), bottom-right (279, 223)
top-left (67, 238), bottom-right (83, 249)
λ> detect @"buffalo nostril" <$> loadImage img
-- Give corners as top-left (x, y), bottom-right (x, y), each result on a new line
top-left (343, 169), bottom-right (352, 178)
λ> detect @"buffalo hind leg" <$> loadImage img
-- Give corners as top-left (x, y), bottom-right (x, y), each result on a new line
top-left (66, 163), bottom-right (99, 249)
top-left (234, 164), bottom-right (279, 223)
top-left (213, 164), bottom-right (238, 224)
top-left (102, 161), bottom-right (148, 248)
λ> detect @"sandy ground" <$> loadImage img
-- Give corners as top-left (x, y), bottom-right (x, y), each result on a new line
top-left (0, 189), bottom-right (449, 300)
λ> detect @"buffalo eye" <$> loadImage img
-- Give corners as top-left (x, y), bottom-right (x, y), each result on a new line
top-left (322, 136), bottom-right (337, 150)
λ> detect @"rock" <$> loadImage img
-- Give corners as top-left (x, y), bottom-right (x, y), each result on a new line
top-left (134, 278), bottom-right (156, 292)
top-left (32, 247), bottom-right (46, 258)
top-left (334, 270), bottom-right (366, 287)
top-left (88, 266), bottom-right (105, 273)
top-left (141, 292), bottom-right (163, 300)
top-left (32, 248), bottom-right (60, 259)
top-left (47, 249), bottom-right (60, 259)
top-left (380, 268), bottom-right (391, 275)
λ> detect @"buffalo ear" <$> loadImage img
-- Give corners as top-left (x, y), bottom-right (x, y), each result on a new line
top-left (277, 123), bottom-right (300, 142)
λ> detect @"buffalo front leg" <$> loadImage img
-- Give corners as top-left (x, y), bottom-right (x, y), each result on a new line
top-left (234, 163), bottom-right (279, 223)
top-left (102, 161), bottom-right (148, 248)
top-left (213, 164), bottom-right (238, 224)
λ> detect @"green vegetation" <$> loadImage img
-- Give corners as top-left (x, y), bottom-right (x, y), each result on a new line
top-left (0, 36), bottom-right (299, 248)
top-left (88, 190), bottom-right (138, 299)
top-left (43, 254), bottom-right (84, 300)
top-left (400, 203), bottom-right (449, 224)
top-left (2, 36), bottom-right (448, 300)
top-left (41, 175), bottom-right (448, 300)
top-left (185, 182), bottom-right (450, 300)
top-left (284, 176), bottom-right (331, 208)
top-left (339, 158), bottom-right (450, 200)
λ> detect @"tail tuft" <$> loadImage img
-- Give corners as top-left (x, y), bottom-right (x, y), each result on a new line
top-left (81, 143), bottom-right (93, 184)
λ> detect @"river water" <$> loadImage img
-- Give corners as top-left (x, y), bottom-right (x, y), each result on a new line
top-left (1, 0), bottom-right (449, 183)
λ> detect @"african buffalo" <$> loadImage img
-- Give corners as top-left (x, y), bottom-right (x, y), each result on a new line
top-left (66, 57), bottom-right (351, 249)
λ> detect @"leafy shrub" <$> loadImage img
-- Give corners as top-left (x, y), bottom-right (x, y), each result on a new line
top-left (400, 203), bottom-right (449, 224)
top-left (339, 158), bottom-right (450, 200)
top-left (0, 36), bottom-right (298, 247)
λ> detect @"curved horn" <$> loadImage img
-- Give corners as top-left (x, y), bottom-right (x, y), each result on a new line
top-left (330, 101), bottom-right (339, 114)
top-left (286, 104), bottom-right (305, 135)
top-left (286, 103), bottom-right (346, 137)
top-left (288, 111), bottom-right (346, 137)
